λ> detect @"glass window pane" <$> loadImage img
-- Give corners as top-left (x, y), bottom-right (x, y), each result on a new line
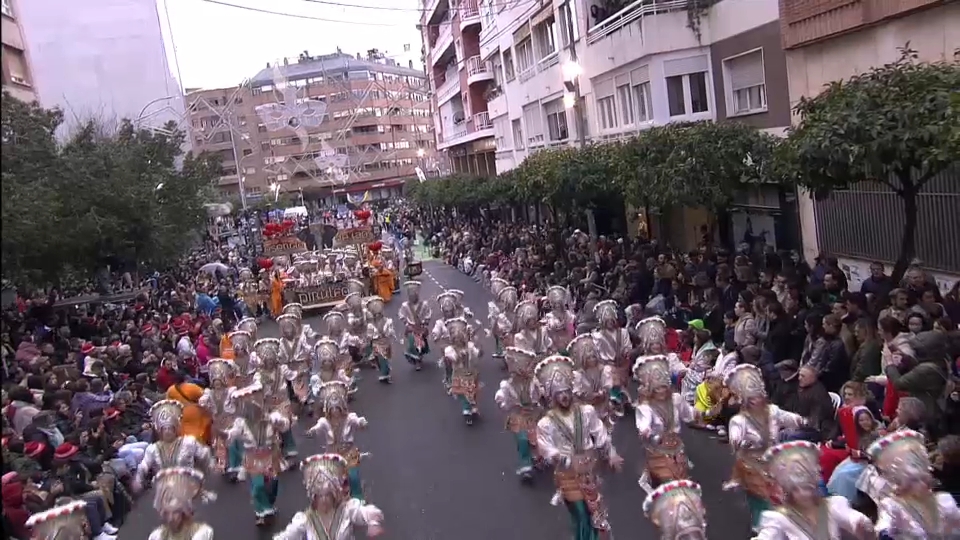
top-left (667, 76), bottom-right (685, 116)
top-left (689, 72), bottom-right (708, 113)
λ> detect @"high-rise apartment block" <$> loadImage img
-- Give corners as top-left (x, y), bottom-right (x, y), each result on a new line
top-left (1, 0), bottom-right (37, 103)
top-left (187, 50), bottom-right (432, 207)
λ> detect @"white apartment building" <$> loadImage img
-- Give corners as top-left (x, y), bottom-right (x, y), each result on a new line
top-left (14, 0), bottom-right (185, 138)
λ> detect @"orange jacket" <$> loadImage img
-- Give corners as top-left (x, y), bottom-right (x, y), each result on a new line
top-left (167, 383), bottom-right (212, 444)
top-left (219, 334), bottom-right (234, 360)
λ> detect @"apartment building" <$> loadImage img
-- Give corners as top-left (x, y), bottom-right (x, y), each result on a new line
top-left (781, 0), bottom-right (959, 287)
top-left (1, 0), bottom-right (37, 103)
top-left (187, 51), bottom-right (433, 207)
top-left (13, 0), bottom-right (184, 136)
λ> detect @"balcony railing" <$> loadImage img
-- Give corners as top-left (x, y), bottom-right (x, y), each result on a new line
top-left (466, 55), bottom-right (493, 83)
top-left (460, 0), bottom-right (480, 27)
top-left (587, 0), bottom-right (691, 45)
top-left (435, 75), bottom-right (460, 104)
top-left (473, 111), bottom-right (493, 130)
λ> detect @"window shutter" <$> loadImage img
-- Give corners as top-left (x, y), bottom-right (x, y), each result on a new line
top-left (594, 79), bottom-right (615, 99)
top-left (663, 55), bottom-right (708, 77)
top-left (727, 51), bottom-right (765, 91)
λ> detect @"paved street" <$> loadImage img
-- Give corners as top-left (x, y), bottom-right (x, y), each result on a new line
top-left (120, 261), bottom-right (751, 539)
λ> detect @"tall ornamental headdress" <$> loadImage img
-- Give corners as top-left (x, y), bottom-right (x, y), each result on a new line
top-left (515, 300), bottom-right (540, 327)
top-left (504, 347), bottom-right (538, 378)
top-left (150, 400), bottom-right (184, 431)
top-left (314, 338), bottom-right (341, 370)
top-left (633, 355), bottom-right (672, 393)
top-left (207, 358), bottom-right (236, 385)
top-left (636, 316), bottom-right (668, 353)
top-left (317, 380), bottom-right (350, 414)
top-left (490, 278), bottom-right (510, 297)
top-left (534, 355), bottom-right (576, 397)
top-left (346, 279), bottom-right (365, 297)
top-left (567, 334), bottom-right (599, 370)
top-left (642, 480), bottom-right (707, 540)
top-left (446, 289), bottom-right (466, 303)
top-left (237, 317), bottom-right (259, 339)
top-left (25, 500), bottom-right (89, 539)
top-left (277, 314), bottom-right (302, 339)
top-left (763, 441), bottom-right (821, 493)
top-left (866, 429), bottom-right (932, 489)
top-left (497, 286), bottom-right (518, 308)
top-left (724, 364), bottom-right (766, 400)
top-left (364, 296), bottom-right (385, 316)
top-left (444, 317), bottom-right (469, 342)
top-left (153, 467), bottom-right (205, 515)
top-left (403, 280), bottom-right (422, 297)
top-left (281, 303), bottom-right (304, 319)
top-left (253, 338), bottom-right (282, 366)
top-left (594, 300), bottom-right (619, 324)
top-left (301, 453), bottom-right (350, 499)
top-left (323, 310), bottom-right (346, 334)
top-left (437, 291), bottom-right (458, 318)
top-left (546, 286), bottom-right (570, 309)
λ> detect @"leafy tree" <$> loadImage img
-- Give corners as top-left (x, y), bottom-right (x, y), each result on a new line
top-left (786, 48), bottom-right (960, 282)
top-left (1, 92), bottom-right (219, 287)
top-left (622, 121), bottom-right (780, 211)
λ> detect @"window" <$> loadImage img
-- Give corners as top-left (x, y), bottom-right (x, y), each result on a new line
top-left (725, 49), bottom-right (766, 115)
top-left (557, 1), bottom-right (579, 47)
top-left (516, 38), bottom-right (534, 74)
top-left (597, 96), bottom-right (617, 130)
top-left (663, 55), bottom-right (710, 117)
top-left (4, 47), bottom-right (30, 86)
top-left (2, 0), bottom-right (13, 17)
top-left (242, 149), bottom-right (253, 157)
top-left (494, 116), bottom-right (510, 150)
top-left (503, 49), bottom-right (515, 81)
top-left (244, 167), bottom-right (256, 175)
top-left (543, 99), bottom-right (568, 141)
top-left (616, 84), bottom-right (634, 125)
top-left (522, 103), bottom-right (543, 146)
top-left (666, 76), bottom-right (686, 116)
top-left (512, 119), bottom-right (524, 150)
top-left (632, 82), bottom-right (652, 122)
top-left (533, 17), bottom-right (557, 60)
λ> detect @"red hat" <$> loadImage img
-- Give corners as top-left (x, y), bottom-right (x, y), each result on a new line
top-left (103, 408), bottom-right (121, 421)
top-left (25, 441), bottom-right (46, 458)
top-left (53, 443), bottom-right (79, 461)
top-left (80, 342), bottom-right (95, 355)
top-left (160, 323), bottom-right (171, 334)
top-left (141, 323), bottom-right (153, 333)
top-left (111, 341), bottom-right (122, 348)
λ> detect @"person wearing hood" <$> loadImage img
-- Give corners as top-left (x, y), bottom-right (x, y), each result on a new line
top-left (5, 386), bottom-right (40, 436)
top-left (883, 330), bottom-right (951, 435)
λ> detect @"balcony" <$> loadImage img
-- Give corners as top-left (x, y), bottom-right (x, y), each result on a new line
top-left (431, 20), bottom-right (454, 67)
top-left (437, 112), bottom-right (494, 150)
top-left (459, 0), bottom-right (481, 31)
top-left (466, 56), bottom-right (494, 86)
top-left (435, 75), bottom-right (461, 105)
top-left (587, 0), bottom-right (691, 45)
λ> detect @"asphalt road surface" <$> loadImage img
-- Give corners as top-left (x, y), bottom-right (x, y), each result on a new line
top-left (119, 261), bottom-right (751, 539)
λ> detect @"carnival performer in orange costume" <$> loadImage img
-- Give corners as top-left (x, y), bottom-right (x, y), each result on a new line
top-left (368, 241), bottom-right (395, 302)
top-left (167, 379), bottom-right (213, 445)
top-left (270, 269), bottom-right (285, 318)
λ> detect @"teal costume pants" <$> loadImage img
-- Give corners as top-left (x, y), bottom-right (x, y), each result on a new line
top-left (514, 431), bottom-right (533, 469)
top-left (249, 474), bottom-right (279, 517)
top-left (494, 336), bottom-right (503, 356)
top-left (227, 439), bottom-right (244, 472)
top-left (365, 344), bottom-right (391, 377)
top-left (281, 430), bottom-right (297, 455)
top-left (457, 395), bottom-right (472, 413)
top-left (746, 494), bottom-right (770, 530)
top-left (348, 467), bottom-right (363, 500)
top-left (565, 500), bottom-right (599, 540)
top-left (405, 333), bottom-right (429, 362)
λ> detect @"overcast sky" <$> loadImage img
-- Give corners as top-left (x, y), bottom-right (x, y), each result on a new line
top-left (161, 0), bottom-right (424, 89)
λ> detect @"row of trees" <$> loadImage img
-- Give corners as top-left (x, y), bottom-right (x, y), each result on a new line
top-left (407, 50), bottom-right (959, 282)
top-left (2, 92), bottom-right (221, 288)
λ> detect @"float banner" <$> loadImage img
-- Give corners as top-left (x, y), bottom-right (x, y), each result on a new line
top-left (284, 282), bottom-right (351, 307)
top-left (333, 227), bottom-right (376, 247)
top-left (263, 236), bottom-right (308, 256)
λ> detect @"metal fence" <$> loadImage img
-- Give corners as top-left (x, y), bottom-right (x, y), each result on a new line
top-left (814, 167), bottom-right (960, 273)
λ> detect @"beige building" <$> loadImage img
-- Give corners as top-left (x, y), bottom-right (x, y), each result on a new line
top-left (187, 50), bottom-right (432, 208)
top-left (1, 0), bottom-right (37, 102)
top-left (782, 0), bottom-right (960, 289)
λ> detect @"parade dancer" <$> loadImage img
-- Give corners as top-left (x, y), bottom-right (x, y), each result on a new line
top-left (514, 299), bottom-right (553, 358)
top-left (133, 400), bottom-right (214, 493)
top-left (487, 278), bottom-right (510, 359)
top-left (249, 338), bottom-right (299, 462)
top-left (495, 347), bottom-right (542, 481)
top-left (543, 286), bottom-right (575, 354)
top-left (278, 313), bottom-right (313, 407)
top-left (753, 441), bottom-right (875, 540)
top-left (444, 317), bottom-right (482, 425)
top-left (445, 289), bottom-right (475, 320)
top-left (323, 310), bottom-right (361, 392)
top-left (592, 300), bottom-right (632, 417)
top-left (306, 381), bottom-right (369, 500)
top-left (635, 317), bottom-right (687, 374)
top-left (237, 317), bottom-right (259, 339)
top-left (398, 280), bottom-right (432, 371)
top-left (228, 372), bottom-right (291, 526)
top-left (364, 296), bottom-right (397, 383)
top-left (432, 290), bottom-right (475, 390)
top-left (273, 453), bottom-right (385, 539)
top-left (724, 364), bottom-right (806, 532)
top-left (230, 330), bottom-right (256, 387)
top-left (310, 338), bottom-right (352, 396)
top-left (868, 430), bottom-right (960, 539)
top-left (25, 500), bottom-right (92, 540)
top-left (634, 355), bottom-right (697, 492)
top-left (199, 359), bottom-right (240, 480)
top-left (567, 334), bottom-right (614, 433)
top-left (488, 284), bottom-right (519, 368)
top-left (643, 480), bottom-right (708, 540)
top-left (535, 355), bottom-right (623, 540)
top-left (344, 280), bottom-right (368, 364)
top-left (148, 467), bottom-right (215, 540)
